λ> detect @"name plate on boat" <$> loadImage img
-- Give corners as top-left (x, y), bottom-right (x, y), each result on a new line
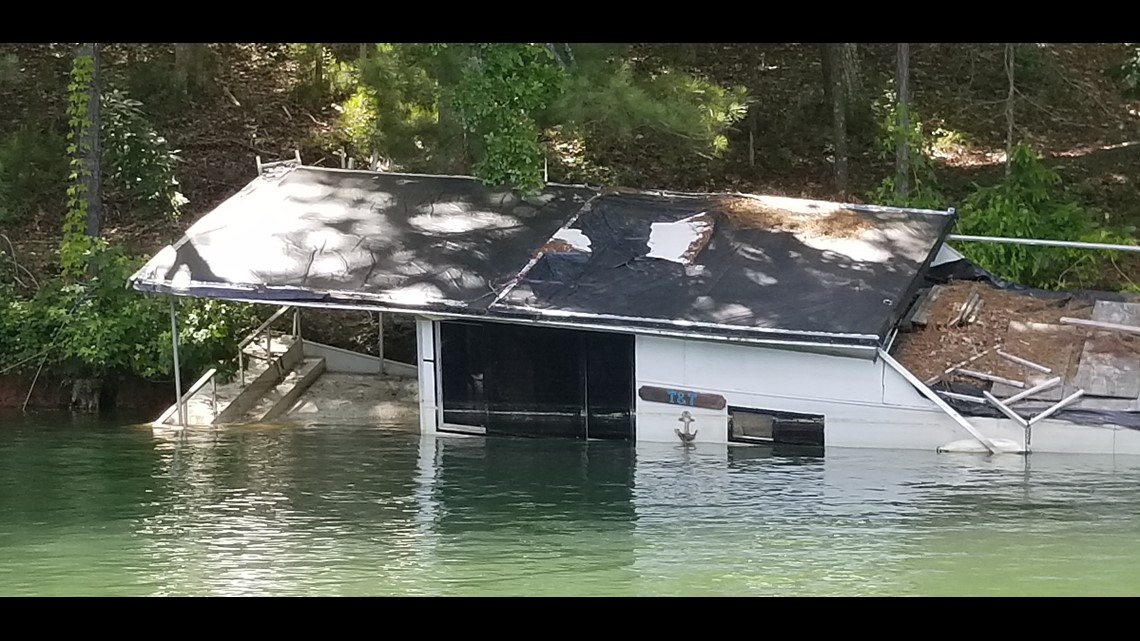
top-left (638, 385), bottom-right (726, 410)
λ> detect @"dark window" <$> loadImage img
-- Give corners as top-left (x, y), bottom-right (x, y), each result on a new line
top-left (438, 321), bottom-right (634, 441)
top-left (729, 407), bottom-right (825, 449)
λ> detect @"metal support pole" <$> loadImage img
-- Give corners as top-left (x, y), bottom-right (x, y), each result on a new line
top-left (211, 375), bottom-right (218, 421)
top-left (169, 297), bottom-right (185, 426)
top-left (378, 311), bottom-right (385, 375)
top-left (948, 234), bottom-right (1140, 253)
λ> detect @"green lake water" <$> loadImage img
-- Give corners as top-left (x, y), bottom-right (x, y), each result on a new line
top-left (3, 412), bottom-right (1140, 596)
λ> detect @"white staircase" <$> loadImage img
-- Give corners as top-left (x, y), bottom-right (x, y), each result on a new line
top-left (153, 306), bottom-right (418, 428)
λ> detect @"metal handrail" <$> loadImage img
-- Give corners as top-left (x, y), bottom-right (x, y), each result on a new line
top-left (948, 234), bottom-right (1140, 253)
top-left (153, 367), bottom-right (218, 427)
top-left (238, 305), bottom-right (292, 387)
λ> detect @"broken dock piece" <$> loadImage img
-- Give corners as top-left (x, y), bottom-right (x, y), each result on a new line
top-left (949, 288), bottom-right (982, 327)
top-left (956, 368), bottom-right (1026, 389)
top-left (997, 350), bottom-right (1052, 374)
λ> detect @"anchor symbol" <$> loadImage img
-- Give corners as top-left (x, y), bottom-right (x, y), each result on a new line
top-left (675, 410), bottom-right (698, 446)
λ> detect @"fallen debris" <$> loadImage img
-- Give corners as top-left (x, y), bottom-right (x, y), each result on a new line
top-left (1061, 317), bottom-right (1140, 335)
top-left (997, 349), bottom-right (1053, 374)
top-left (957, 368), bottom-right (1026, 388)
top-left (949, 287), bottom-right (982, 327)
top-left (895, 281), bottom-right (1094, 385)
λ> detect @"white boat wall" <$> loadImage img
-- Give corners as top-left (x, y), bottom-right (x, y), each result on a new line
top-left (416, 318), bottom-right (1139, 456)
top-left (630, 334), bottom-right (1137, 455)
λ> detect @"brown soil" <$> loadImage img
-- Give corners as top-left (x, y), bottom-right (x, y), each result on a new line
top-left (537, 238), bottom-right (578, 255)
top-left (894, 281), bottom-right (1097, 384)
top-left (713, 195), bottom-right (874, 239)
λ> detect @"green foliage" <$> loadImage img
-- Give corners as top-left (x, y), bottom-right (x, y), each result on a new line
top-left (290, 43), bottom-right (359, 107)
top-left (0, 125), bottom-right (69, 224)
top-left (62, 51), bottom-right (96, 278)
top-left (330, 43), bottom-right (749, 191)
top-left (955, 144), bottom-right (1136, 289)
top-left (1108, 44), bottom-right (1140, 97)
top-left (549, 46), bottom-right (750, 155)
top-left (0, 48), bottom-right (236, 384)
top-left (100, 89), bottom-right (187, 221)
top-left (0, 245), bottom-right (255, 380)
top-left (439, 43), bottom-right (563, 191)
top-left (338, 43), bottom-right (442, 166)
top-left (866, 91), bottom-right (948, 210)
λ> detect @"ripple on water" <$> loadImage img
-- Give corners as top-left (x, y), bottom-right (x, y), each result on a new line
top-left (4, 418), bottom-right (1140, 595)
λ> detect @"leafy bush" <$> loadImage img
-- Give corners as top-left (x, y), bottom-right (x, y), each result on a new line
top-left (0, 245), bottom-right (256, 381)
top-left (955, 144), bottom-right (1135, 290)
top-left (100, 89), bottom-right (188, 221)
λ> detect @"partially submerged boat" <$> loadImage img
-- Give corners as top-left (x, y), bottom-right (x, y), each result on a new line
top-left (129, 158), bottom-right (1140, 456)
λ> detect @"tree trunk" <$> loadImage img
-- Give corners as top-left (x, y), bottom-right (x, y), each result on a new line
top-left (312, 43), bottom-right (324, 89)
top-left (174, 43), bottom-right (210, 92)
top-left (819, 43), bottom-right (832, 108)
top-left (828, 44), bottom-right (848, 195)
top-left (1005, 43), bottom-right (1016, 175)
top-left (839, 43), bottom-right (863, 108)
top-left (80, 42), bottom-right (101, 238)
top-left (895, 43), bottom-right (911, 200)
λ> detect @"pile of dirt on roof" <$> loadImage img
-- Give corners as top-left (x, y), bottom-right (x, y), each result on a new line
top-left (894, 281), bottom-right (1097, 384)
top-left (712, 195), bottom-right (874, 239)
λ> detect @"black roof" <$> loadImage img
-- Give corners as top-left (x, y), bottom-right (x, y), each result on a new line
top-left (130, 165), bottom-right (955, 349)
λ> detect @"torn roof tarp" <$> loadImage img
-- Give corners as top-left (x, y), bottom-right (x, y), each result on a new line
top-left (130, 165), bottom-right (955, 349)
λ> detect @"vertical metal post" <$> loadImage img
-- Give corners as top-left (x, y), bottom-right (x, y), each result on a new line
top-left (211, 375), bottom-right (218, 421)
top-left (169, 297), bottom-right (185, 426)
top-left (378, 311), bottom-right (385, 375)
top-left (239, 350), bottom-right (245, 387)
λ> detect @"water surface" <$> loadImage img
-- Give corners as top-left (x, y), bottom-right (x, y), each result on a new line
top-left (2, 413), bottom-right (1139, 596)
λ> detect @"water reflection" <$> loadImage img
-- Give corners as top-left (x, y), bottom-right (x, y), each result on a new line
top-left (5, 417), bottom-right (1140, 595)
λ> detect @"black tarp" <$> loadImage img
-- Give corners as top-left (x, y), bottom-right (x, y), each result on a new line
top-left (491, 191), bottom-right (955, 346)
top-left (130, 167), bottom-right (595, 312)
top-left (131, 166), bottom-right (956, 347)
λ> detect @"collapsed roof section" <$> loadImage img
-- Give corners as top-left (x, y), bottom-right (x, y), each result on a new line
top-left (130, 165), bottom-right (955, 349)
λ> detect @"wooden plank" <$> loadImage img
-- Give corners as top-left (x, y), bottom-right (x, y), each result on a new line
top-left (1072, 335), bottom-right (1140, 399)
top-left (1002, 376), bottom-right (1062, 406)
top-left (997, 350), bottom-right (1052, 374)
top-left (957, 368), bottom-right (1025, 388)
top-left (1092, 300), bottom-right (1140, 327)
top-left (638, 385), bottom-right (726, 410)
top-left (1061, 317), bottom-right (1140, 335)
top-left (909, 285), bottom-right (945, 327)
